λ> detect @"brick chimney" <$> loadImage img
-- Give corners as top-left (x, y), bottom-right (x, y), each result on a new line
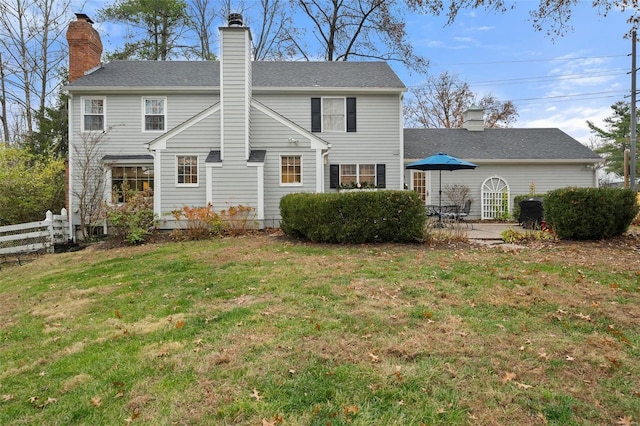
top-left (66, 13), bottom-right (102, 83)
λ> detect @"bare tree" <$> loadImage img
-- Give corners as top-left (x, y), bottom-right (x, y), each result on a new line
top-left (404, 72), bottom-right (517, 128)
top-left (0, 0), bottom-right (70, 139)
top-left (404, 72), bottom-right (473, 128)
top-left (479, 94), bottom-right (518, 128)
top-left (187, 0), bottom-right (219, 60)
top-left (293, 0), bottom-right (428, 72)
top-left (251, 0), bottom-right (298, 60)
top-left (0, 53), bottom-right (9, 142)
top-left (72, 130), bottom-right (107, 239)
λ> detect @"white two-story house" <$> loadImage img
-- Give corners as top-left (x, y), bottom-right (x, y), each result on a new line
top-left (65, 13), bottom-right (406, 238)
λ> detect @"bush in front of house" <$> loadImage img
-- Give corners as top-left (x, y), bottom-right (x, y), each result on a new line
top-left (106, 188), bottom-right (157, 244)
top-left (280, 190), bottom-right (426, 243)
top-left (544, 187), bottom-right (639, 240)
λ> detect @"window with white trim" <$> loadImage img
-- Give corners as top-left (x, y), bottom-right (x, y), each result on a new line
top-left (323, 98), bottom-right (345, 132)
top-left (143, 98), bottom-right (166, 131)
top-left (340, 164), bottom-right (375, 187)
top-left (412, 171), bottom-right (427, 202)
top-left (82, 97), bottom-right (105, 132)
top-left (311, 97), bottom-right (356, 132)
top-left (176, 155), bottom-right (198, 186)
top-left (280, 155), bottom-right (302, 185)
top-left (330, 163), bottom-right (385, 189)
top-left (111, 165), bottom-right (154, 203)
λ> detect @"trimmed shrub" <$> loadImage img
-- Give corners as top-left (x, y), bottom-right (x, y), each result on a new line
top-left (280, 190), bottom-right (426, 243)
top-left (544, 187), bottom-right (639, 240)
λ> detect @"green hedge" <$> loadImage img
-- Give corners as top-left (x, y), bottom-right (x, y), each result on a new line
top-left (279, 190), bottom-right (426, 243)
top-left (544, 187), bottom-right (638, 240)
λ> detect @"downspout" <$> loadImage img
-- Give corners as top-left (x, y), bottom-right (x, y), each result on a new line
top-left (321, 145), bottom-right (332, 193)
top-left (399, 92), bottom-right (405, 190)
top-left (144, 142), bottom-right (160, 218)
top-left (67, 92), bottom-right (75, 242)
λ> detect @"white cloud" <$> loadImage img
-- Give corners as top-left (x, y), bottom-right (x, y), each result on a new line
top-left (518, 104), bottom-right (613, 144)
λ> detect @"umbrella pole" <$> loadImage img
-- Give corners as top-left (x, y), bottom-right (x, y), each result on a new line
top-left (438, 169), bottom-right (442, 222)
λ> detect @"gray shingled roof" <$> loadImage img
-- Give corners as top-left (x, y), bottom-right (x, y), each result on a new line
top-left (404, 128), bottom-right (602, 161)
top-left (66, 60), bottom-right (405, 89)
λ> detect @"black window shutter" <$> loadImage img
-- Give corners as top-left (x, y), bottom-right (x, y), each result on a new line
top-left (346, 97), bottom-right (356, 132)
top-left (311, 98), bottom-right (321, 132)
top-left (376, 164), bottom-right (386, 188)
top-left (330, 164), bottom-right (340, 189)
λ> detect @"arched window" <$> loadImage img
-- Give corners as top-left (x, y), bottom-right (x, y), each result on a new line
top-left (481, 176), bottom-right (510, 220)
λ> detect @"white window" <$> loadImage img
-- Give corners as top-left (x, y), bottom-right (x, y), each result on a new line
top-left (176, 155), bottom-right (198, 186)
top-left (82, 97), bottom-right (105, 132)
top-left (111, 165), bottom-right (154, 203)
top-left (412, 171), bottom-right (427, 202)
top-left (322, 97), bottom-right (346, 132)
top-left (280, 155), bottom-right (302, 185)
top-left (143, 98), bottom-right (166, 132)
top-left (340, 164), bottom-right (375, 187)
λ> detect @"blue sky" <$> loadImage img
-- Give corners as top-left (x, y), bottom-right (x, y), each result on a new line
top-left (71, 1), bottom-right (632, 145)
top-left (399, 2), bottom-right (631, 145)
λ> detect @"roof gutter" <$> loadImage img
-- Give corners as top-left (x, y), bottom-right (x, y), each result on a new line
top-left (63, 86), bottom-right (219, 94)
top-left (403, 158), bottom-right (602, 165)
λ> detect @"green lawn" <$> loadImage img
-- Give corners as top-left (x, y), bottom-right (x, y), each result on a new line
top-left (0, 235), bottom-right (638, 425)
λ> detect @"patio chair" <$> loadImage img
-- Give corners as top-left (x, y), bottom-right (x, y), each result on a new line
top-left (456, 200), bottom-right (472, 220)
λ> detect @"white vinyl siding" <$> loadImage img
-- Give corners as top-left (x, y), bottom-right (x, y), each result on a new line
top-left (403, 162), bottom-right (598, 220)
top-left (256, 92), bottom-right (403, 193)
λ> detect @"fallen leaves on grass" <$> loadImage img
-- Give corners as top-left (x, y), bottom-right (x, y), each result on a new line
top-left (501, 371), bottom-right (533, 389)
top-left (261, 415), bottom-right (284, 426)
top-left (617, 416), bottom-right (634, 426)
top-left (90, 396), bottom-right (102, 407)
top-left (343, 405), bottom-right (359, 415)
top-left (501, 372), bottom-right (516, 384)
top-left (251, 388), bottom-right (263, 401)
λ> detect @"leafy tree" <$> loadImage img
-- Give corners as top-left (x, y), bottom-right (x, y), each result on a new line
top-left (99, 0), bottom-right (190, 60)
top-left (404, 71), bottom-right (517, 128)
top-left (588, 101), bottom-right (638, 178)
top-left (0, 143), bottom-right (65, 225)
top-left (23, 84), bottom-right (68, 159)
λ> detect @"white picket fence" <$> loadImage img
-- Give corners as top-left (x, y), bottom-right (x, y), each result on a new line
top-left (0, 209), bottom-right (69, 255)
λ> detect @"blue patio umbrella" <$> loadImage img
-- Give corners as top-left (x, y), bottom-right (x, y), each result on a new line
top-left (406, 152), bottom-right (477, 217)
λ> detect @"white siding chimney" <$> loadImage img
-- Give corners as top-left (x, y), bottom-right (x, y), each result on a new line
top-left (220, 14), bottom-right (252, 160)
top-left (462, 106), bottom-right (484, 132)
